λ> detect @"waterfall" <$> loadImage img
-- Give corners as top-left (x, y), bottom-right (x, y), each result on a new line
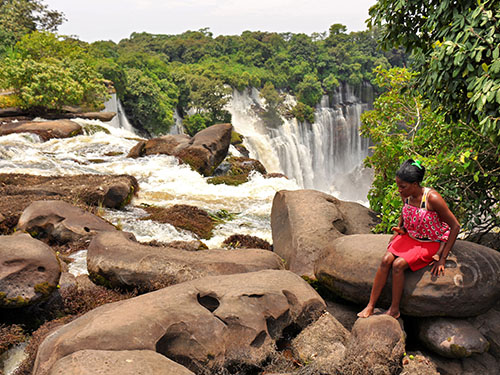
top-left (103, 93), bottom-right (136, 134)
top-left (227, 84), bottom-right (373, 203)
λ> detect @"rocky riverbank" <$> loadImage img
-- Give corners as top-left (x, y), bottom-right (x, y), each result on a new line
top-left (0, 120), bottom-right (499, 375)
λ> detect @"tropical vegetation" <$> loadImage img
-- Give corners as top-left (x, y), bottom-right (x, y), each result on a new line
top-left (363, 0), bottom-right (500, 237)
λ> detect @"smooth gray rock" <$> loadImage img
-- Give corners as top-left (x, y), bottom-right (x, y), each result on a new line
top-left (418, 318), bottom-right (490, 358)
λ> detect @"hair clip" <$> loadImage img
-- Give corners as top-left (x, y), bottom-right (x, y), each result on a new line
top-left (411, 160), bottom-right (422, 169)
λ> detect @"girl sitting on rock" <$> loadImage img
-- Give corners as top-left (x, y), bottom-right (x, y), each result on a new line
top-left (358, 159), bottom-right (460, 319)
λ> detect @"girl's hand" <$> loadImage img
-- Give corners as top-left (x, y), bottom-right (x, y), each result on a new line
top-left (430, 258), bottom-right (446, 277)
top-left (391, 226), bottom-right (406, 235)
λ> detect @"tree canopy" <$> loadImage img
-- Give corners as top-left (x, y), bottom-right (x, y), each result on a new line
top-left (362, 67), bottom-right (500, 237)
top-left (0, 0), bottom-right (65, 49)
top-left (369, 0), bottom-right (500, 136)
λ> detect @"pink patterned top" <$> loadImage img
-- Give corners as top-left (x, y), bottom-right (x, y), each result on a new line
top-left (402, 188), bottom-right (450, 242)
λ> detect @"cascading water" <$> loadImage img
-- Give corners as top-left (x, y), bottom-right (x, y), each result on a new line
top-left (103, 93), bottom-right (136, 133)
top-left (227, 85), bottom-right (373, 203)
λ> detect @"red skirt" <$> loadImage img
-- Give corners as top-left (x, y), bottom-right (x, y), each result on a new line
top-left (388, 234), bottom-right (440, 271)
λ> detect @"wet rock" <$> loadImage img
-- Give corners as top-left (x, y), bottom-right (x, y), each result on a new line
top-left (291, 312), bottom-right (349, 373)
top-left (209, 156), bottom-right (267, 186)
top-left (0, 233), bottom-right (60, 308)
top-left (87, 231), bottom-right (285, 291)
top-left (417, 318), bottom-right (490, 358)
top-left (17, 200), bottom-right (116, 245)
top-left (128, 123), bottom-right (232, 176)
top-left (271, 189), bottom-right (379, 278)
top-left (0, 120), bottom-right (82, 140)
top-left (48, 349), bottom-right (195, 375)
top-left (340, 315), bottom-right (405, 375)
top-left (315, 234), bottom-right (500, 317)
top-left (33, 270), bottom-right (326, 375)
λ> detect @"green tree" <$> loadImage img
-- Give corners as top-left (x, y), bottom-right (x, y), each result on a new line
top-left (369, 0), bottom-right (500, 136)
top-left (0, 32), bottom-right (108, 113)
top-left (260, 81), bottom-right (284, 127)
top-left (361, 67), bottom-right (500, 236)
top-left (121, 67), bottom-right (174, 135)
top-left (0, 0), bottom-right (65, 50)
top-left (187, 75), bottom-right (231, 125)
top-left (296, 74), bottom-right (323, 107)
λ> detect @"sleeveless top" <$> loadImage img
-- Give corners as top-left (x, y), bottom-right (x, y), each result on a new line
top-left (402, 187), bottom-right (450, 242)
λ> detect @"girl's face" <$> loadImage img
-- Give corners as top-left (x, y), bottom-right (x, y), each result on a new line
top-left (395, 177), bottom-right (417, 199)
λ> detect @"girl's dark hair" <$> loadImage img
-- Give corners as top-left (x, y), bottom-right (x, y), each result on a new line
top-left (396, 159), bottom-right (425, 183)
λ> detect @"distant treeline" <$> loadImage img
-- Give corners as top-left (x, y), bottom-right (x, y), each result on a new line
top-left (0, 1), bottom-right (406, 135)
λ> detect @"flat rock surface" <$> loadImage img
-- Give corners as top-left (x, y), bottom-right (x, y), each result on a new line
top-left (87, 231), bottom-right (285, 291)
top-left (48, 349), bottom-right (195, 375)
top-left (0, 173), bottom-right (138, 235)
top-left (0, 120), bottom-right (82, 140)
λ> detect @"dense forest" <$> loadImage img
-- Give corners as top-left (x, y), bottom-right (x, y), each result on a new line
top-left (0, 0), bottom-right (406, 136)
top-left (0, 0), bottom-right (499, 237)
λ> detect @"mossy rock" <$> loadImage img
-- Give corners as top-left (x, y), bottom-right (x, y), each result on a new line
top-left (222, 234), bottom-right (272, 250)
top-left (141, 204), bottom-right (215, 239)
top-left (207, 174), bottom-right (249, 186)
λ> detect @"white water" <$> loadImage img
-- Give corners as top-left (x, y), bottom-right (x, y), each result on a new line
top-left (0, 118), bottom-right (299, 269)
top-left (103, 93), bottom-right (136, 133)
top-left (227, 87), bottom-right (372, 203)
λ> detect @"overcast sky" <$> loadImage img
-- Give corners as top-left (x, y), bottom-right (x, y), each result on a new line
top-left (43, 0), bottom-right (377, 43)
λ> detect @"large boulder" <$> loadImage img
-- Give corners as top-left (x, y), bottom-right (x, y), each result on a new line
top-left (0, 120), bottom-right (82, 140)
top-left (17, 200), bottom-right (116, 244)
top-left (340, 315), bottom-right (406, 375)
top-left (417, 318), bottom-right (490, 358)
top-left (33, 270), bottom-right (326, 375)
top-left (271, 189), bottom-right (379, 278)
top-left (315, 234), bottom-right (500, 317)
top-left (127, 123), bottom-right (232, 176)
top-left (48, 349), bottom-right (195, 375)
top-left (87, 231), bottom-right (285, 291)
top-left (0, 233), bottom-right (60, 308)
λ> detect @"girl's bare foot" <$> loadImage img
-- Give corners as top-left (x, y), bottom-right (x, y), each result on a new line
top-left (384, 308), bottom-right (400, 319)
top-left (357, 305), bottom-right (374, 318)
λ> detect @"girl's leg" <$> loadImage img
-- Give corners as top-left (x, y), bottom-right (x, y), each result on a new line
top-left (358, 252), bottom-right (396, 318)
top-left (385, 257), bottom-right (409, 319)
